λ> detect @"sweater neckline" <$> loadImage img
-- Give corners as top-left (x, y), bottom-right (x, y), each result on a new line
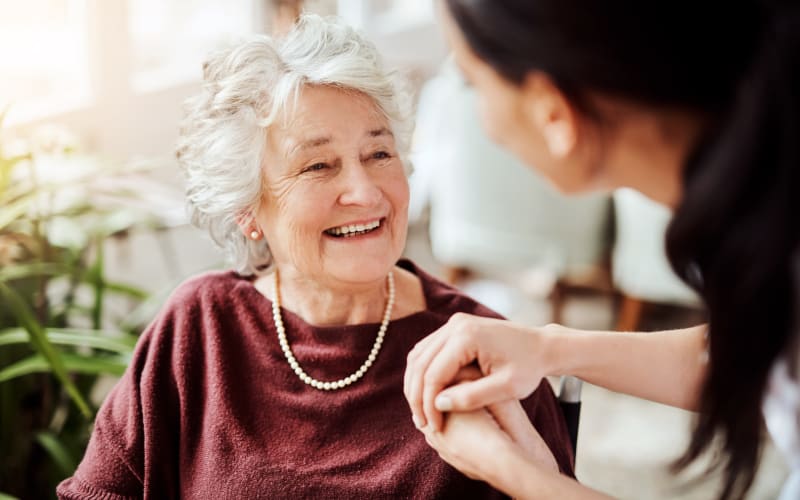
top-left (234, 259), bottom-right (435, 335)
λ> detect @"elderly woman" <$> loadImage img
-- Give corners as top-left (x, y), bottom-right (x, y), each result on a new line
top-left (57, 14), bottom-right (573, 499)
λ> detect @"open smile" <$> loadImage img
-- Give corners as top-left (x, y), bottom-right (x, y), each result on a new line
top-left (324, 218), bottom-right (385, 239)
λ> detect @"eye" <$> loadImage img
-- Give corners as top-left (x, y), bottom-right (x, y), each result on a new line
top-left (302, 162), bottom-right (329, 173)
top-left (371, 151), bottom-right (391, 160)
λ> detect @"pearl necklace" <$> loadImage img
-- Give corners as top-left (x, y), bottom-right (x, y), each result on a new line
top-left (272, 270), bottom-right (395, 390)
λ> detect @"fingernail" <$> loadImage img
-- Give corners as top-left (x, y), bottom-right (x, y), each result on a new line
top-left (435, 395), bottom-right (453, 412)
top-left (412, 414), bottom-right (424, 429)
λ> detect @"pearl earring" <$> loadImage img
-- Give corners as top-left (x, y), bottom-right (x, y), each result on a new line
top-left (250, 230), bottom-right (260, 240)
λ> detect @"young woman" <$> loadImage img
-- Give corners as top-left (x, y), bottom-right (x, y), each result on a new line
top-left (405, 1), bottom-right (800, 499)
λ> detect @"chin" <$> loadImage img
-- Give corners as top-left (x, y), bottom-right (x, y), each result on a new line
top-left (326, 254), bottom-right (399, 285)
top-left (539, 170), bottom-right (606, 195)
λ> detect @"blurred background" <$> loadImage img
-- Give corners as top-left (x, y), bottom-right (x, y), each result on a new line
top-left (0, 1), bottom-right (788, 498)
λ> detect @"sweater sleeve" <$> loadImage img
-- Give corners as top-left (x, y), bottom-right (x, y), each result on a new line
top-left (521, 379), bottom-right (576, 477)
top-left (56, 411), bottom-right (144, 499)
top-left (57, 283), bottom-right (191, 499)
top-left (56, 336), bottom-right (153, 499)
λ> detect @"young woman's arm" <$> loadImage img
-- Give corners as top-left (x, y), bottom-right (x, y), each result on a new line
top-left (544, 323), bottom-right (708, 410)
top-left (405, 313), bottom-right (708, 430)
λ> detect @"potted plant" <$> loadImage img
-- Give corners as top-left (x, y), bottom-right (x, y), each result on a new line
top-left (0, 117), bottom-right (170, 498)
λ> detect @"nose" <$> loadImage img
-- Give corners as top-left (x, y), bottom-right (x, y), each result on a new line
top-left (337, 158), bottom-right (383, 207)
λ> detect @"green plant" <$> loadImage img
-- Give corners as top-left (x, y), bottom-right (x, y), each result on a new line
top-left (0, 118), bottom-right (168, 498)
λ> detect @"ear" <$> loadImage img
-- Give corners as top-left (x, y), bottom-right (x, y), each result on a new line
top-left (235, 210), bottom-right (261, 240)
top-left (520, 72), bottom-right (579, 159)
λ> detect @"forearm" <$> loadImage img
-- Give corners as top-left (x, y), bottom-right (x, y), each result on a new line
top-left (542, 324), bottom-right (708, 410)
top-left (489, 442), bottom-right (612, 500)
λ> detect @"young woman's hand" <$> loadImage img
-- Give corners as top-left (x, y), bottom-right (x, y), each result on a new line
top-left (404, 313), bottom-right (555, 430)
top-left (417, 365), bottom-right (558, 486)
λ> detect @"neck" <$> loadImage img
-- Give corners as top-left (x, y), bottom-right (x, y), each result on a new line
top-left (597, 102), bottom-right (707, 209)
top-left (269, 267), bottom-right (390, 326)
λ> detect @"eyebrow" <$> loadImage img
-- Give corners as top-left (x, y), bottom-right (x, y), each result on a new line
top-left (288, 128), bottom-right (393, 157)
top-left (290, 136), bottom-right (332, 156)
top-left (369, 127), bottom-right (393, 138)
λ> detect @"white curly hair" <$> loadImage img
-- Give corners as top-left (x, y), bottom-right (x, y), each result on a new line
top-left (176, 14), bottom-right (413, 275)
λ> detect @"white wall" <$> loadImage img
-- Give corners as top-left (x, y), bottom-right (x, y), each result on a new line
top-left (4, 0), bottom-right (448, 296)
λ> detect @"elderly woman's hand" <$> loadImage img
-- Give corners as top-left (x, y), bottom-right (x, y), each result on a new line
top-left (420, 366), bottom-right (559, 481)
top-left (420, 400), bottom-right (559, 490)
top-left (405, 313), bottom-right (557, 431)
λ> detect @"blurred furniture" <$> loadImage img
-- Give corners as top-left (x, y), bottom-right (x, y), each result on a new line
top-left (611, 188), bottom-right (702, 330)
top-left (411, 61), bottom-right (613, 322)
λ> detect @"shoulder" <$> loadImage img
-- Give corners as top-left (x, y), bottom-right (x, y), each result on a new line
top-left (136, 269), bottom-right (256, 354)
top-left (153, 268), bottom-right (262, 325)
top-left (398, 259), bottom-right (505, 321)
top-left (165, 269), bottom-right (249, 309)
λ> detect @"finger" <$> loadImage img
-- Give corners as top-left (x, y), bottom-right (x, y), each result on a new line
top-left (452, 365), bottom-right (482, 383)
top-left (404, 327), bottom-right (451, 428)
top-left (434, 372), bottom-right (513, 413)
top-left (486, 401), bottom-right (559, 472)
top-left (405, 329), bottom-right (451, 426)
top-left (487, 399), bottom-right (531, 441)
top-left (422, 333), bottom-right (477, 431)
top-left (403, 327), bottom-right (442, 398)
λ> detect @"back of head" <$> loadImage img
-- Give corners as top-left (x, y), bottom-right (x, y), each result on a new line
top-left (446, 1), bottom-right (800, 498)
top-left (176, 14), bottom-right (412, 275)
top-left (444, 0), bottom-right (761, 113)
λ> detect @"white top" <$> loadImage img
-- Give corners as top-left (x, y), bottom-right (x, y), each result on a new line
top-left (763, 359), bottom-right (800, 500)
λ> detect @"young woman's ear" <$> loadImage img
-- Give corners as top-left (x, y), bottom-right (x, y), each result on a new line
top-left (521, 72), bottom-right (578, 159)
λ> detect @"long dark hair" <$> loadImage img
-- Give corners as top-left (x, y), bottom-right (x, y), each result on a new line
top-left (444, 0), bottom-right (800, 498)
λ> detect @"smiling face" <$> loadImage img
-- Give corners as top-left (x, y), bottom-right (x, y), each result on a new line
top-left (254, 85), bottom-right (409, 287)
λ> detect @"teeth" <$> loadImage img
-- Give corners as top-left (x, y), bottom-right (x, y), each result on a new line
top-left (326, 219), bottom-right (381, 236)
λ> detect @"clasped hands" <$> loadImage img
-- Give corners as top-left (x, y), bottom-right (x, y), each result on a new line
top-left (403, 313), bottom-right (560, 483)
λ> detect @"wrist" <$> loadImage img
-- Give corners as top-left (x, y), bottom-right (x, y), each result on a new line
top-left (539, 323), bottom-right (572, 377)
top-left (490, 440), bottom-right (561, 500)
top-left (484, 439), bottom-right (530, 497)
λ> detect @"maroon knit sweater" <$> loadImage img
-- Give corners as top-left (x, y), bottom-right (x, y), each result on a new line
top-left (57, 260), bottom-right (573, 499)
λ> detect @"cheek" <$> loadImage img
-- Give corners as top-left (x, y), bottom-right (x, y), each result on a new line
top-left (386, 172), bottom-right (410, 218)
top-left (477, 93), bottom-right (523, 148)
top-left (378, 170), bottom-right (410, 248)
top-left (262, 187), bottom-right (325, 245)
top-left (477, 96), bottom-right (505, 143)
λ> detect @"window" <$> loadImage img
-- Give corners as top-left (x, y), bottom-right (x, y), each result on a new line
top-left (0, 0), bottom-right (91, 124)
top-left (128, 0), bottom-right (258, 93)
top-left (336, 0), bottom-right (433, 32)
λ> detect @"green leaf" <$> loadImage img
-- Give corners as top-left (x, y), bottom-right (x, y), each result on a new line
top-left (0, 153), bottom-right (32, 194)
top-left (0, 264), bottom-right (147, 304)
top-left (0, 327), bottom-right (137, 354)
top-left (0, 352), bottom-right (128, 382)
top-left (0, 262), bottom-right (72, 282)
top-left (89, 238), bottom-right (104, 329)
top-left (103, 281), bottom-right (148, 300)
top-left (0, 492), bottom-right (21, 500)
top-left (0, 283), bottom-right (93, 417)
top-left (0, 195), bottom-right (32, 231)
top-left (35, 431), bottom-right (78, 476)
